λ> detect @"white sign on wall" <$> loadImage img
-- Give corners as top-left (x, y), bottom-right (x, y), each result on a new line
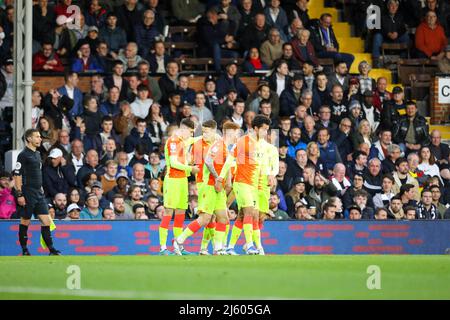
top-left (438, 78), bottom-right (450, 104)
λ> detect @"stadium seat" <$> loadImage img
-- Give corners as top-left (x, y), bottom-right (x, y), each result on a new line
top-left (337, 37), bottom-right (365, 53)
top-left (164, 41), bottom-right (198, 57)
top-left (409, 73), bottom-right (432, 100)
top-left (369, 68), bottom-right (393, 84)
top-left (168, 26), bottom-right (197, 41)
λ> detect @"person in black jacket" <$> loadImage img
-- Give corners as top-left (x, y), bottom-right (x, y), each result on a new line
top-left (43, 148), bottom-right (76, 199)
top-left (238, 12), bottom-right (271, 53)
top-left (124, 117), bottom-right (154, 154)
top-left (158, 60), bottom-right (179, 106)
top-left (216, 62), bottom-right (249, 100)
top-left (279, 73), bottom-right (304, 117)
top-left (372, 0), bottom-right (410, 67)
top-left (309, 14), bottom-right (354, 69)
top-left (393, 100), bottom-right (430, 155)
top-left (43, 89), bottom-right (74, 130)
top-left (81, 94), bottom-right (103, 137)
top-left (197, 8), bottom-right (239, 72)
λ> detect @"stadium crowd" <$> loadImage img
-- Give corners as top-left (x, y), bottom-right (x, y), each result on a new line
top-left (0, 0), bottom-right (450, 221)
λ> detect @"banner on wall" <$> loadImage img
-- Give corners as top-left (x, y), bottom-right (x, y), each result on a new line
top-left (1, 220), bottom-right (450, 256)
top-left (438, 77), bottom-right (450, 104)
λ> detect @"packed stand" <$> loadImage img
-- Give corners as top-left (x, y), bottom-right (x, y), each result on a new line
top-left (0, 0), bottom-right (449, 220)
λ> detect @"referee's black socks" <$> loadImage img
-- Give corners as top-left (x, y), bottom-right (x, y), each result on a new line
top-left (19, 224), bottom-right (29, 249)
top-left (41, 225), bottom-right (55, 251)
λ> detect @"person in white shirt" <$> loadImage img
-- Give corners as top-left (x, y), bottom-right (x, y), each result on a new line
top-left (31, 90), bottom-right (43, 129)
top-left (130, 84), bottom-right (153, 119)
top-left (230, 98), bottom-right (245, 128)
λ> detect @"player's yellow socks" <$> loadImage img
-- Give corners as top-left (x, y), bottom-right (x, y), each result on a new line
top-left (214, 222), bottom-right (227, 251)
top-left (173, 213), bottom-right (185, 238)
top-left (159, 215), bottom-right (172, 250)
top-left (243, 215), bottom-right (254, 247)
top-left (228, 219), bottom-right (243, 249)
top-left (200, 228), bottom-right (211, 250)
top-left (253, 219), bottom-right (261, 249)
top-left (223, 221), bottom-right (230, 248)
top-left (178, 220), bottom-right (202, 243)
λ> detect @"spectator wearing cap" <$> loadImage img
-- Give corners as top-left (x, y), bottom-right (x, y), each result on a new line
top-left (134, 10), bottom-right (160, 57)
top-left (112, 194), bottom-right (134, 219)
top-left (438, 45), bottom-right (450, 73)
top-left (106, 172), bottom-right (130, 201)
top-left (0, 171), bottom-right (15, 219)
top-left (91, 180), bottom-right (111, 210)
top-left (32, 41), bottom-right (65, 72)
top-left (147, 40), bottom-right (169, 74)
top-left (279, 74), bottom-right (304, 117)
top-left (216, 62), bottom-right (249, 100)
top-left (242, 47), bottom-right (269, 73)
top-left (393, 101), bottom-right (430, 154)
top-left (73, 25), bottom-right (102, 56)
top-left (346, 77), bottom-right (361, 102)
top-left (124, 118), bottom-right (154, 154)
top-left (361, 90), bottom-right (380, 132)
top-left (99, 11), bottom-right (127, 55)
top-left (348, 99), bottom-right (363, 129)
top-left (204, 76), bottom-right (221, 115)
top-left (285, 176), bottom-right (310, 217)
top-left (372, 0), bottom-right (409, 68)
top-left (65, 203), bottom-right (82, 220)
top-left (290, 28), bottom-right (319, 68)
top-left (414, 10), bottom-right (448, 60)
top-left (357, 61), bottom-right (376, 95)
top-left (43, 148), bottom-right (77, 199)
top-left (380, 86), bottom-right (405, 129)
top-left (197, 8), bottom-right (239, 73)
top-left (72, 40), bottom-right (104, 73)
top-left (80, 192), bottom-right (104, 220)
top-left (239, 12), bottom-right (271, 53)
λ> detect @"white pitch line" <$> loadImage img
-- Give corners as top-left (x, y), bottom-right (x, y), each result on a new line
top-left (0, 286), bottom-right (291, 300)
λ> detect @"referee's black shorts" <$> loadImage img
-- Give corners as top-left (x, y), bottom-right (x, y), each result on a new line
top-left (17, 189), bottom-right (49, 219)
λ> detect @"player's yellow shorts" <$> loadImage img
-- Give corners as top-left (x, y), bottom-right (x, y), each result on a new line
top-left (258, 187), bottom-right (270, 214)
top-left (198, 184), bottom-right (227, 214)
top-left (163, 176), bottom-right (188, 210)
top-left (233, 182), bottom-right (259, 210)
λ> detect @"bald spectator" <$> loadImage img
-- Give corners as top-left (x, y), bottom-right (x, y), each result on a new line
top-left (118, 42), bottom-right (143, 72)
top-left (430, 130), bottom-right (450, 164)
top-left (76, 149), bottom-right (105, 187)
top-left (239, 12), bottom-right (271, 53)
top-left (131, 163), bottom-right (150, 195)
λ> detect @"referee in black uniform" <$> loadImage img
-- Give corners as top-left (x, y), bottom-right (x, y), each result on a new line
top-left (13, 129), bottom-right (61, 256)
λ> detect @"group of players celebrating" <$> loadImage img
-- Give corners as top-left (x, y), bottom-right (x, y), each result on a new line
top-left (160, 115), bottom-right (278, 256)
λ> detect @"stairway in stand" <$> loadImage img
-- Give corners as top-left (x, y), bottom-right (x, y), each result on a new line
top-left (307, 0), bottom-right (397, 91)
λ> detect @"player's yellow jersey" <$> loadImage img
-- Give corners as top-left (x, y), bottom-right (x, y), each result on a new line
top-left (257, 139), bottom-right (279, 190)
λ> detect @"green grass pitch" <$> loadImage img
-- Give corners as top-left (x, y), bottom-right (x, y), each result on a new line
top-left (0, 255), bottom-right (449, 300)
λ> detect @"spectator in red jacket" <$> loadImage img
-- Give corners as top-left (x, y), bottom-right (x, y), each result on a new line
top-left (372, 77), bottom-right (391, 113)
top-left (32, 41), bottom-right (65, 72)
top-left (414, 11), bottom-right (448, 60)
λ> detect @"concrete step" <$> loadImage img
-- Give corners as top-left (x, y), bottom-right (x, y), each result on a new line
top-left (337, 37), bottom-right (365, 53)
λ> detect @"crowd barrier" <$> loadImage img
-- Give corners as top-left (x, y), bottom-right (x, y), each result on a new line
top-left (1, 220), bottom-right (449, 256)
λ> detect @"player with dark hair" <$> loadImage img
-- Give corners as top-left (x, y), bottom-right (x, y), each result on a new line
top-left (13, 129), bottom-right (61, 256)
top-left (225, 115), bottom-right (272, 255)
top-left (158, 119), bottom-right (199, 255)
